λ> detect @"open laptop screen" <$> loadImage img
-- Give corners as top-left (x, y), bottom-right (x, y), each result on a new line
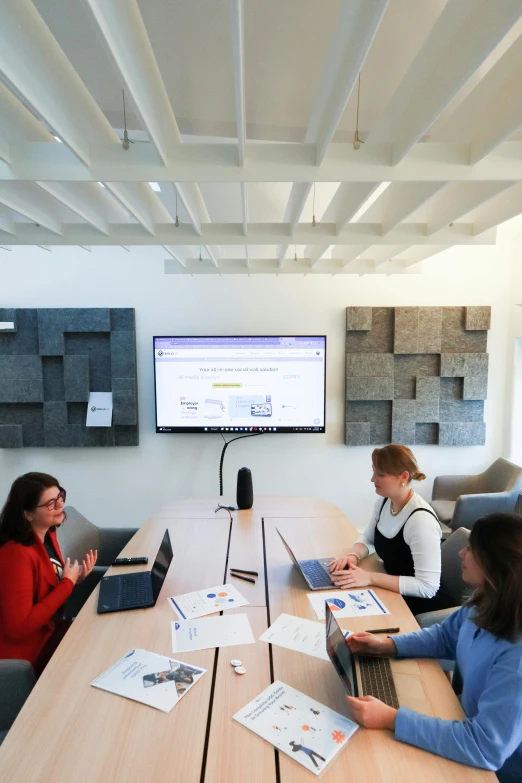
top-left (276, 528), bottom-right (301, 568)
top-left (151, 529), bottom-right (173, 601)
top-left (325, 603), bottom-right (356, 697)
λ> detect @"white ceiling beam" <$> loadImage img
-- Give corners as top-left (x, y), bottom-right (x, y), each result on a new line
top-left (36, 182), bottom-right (109, 235)
top-left (278, 0), bottom-right (388, 263)
top-left (0, 222), bottom-right (496, 247)
top-left (393, 245), bottom-right (449, 267)
top-left (0, 245), bottom-right (12, 251)
top-left (8, 140), bottom-right (522, 182)
top-left (323, 183), bottom-right (381, 232)
top-left (439, 34), bottom-right (522, 164)
top-left (0, 137), bottom-right (10, 165)
top-left (471, 182), bottom-right (522, 235)
top-left (0, 183), bottom-right (62, 234)
top-left (229, 0), bottom-right (246, 166)
top-left (308, 0), bottom-right (389, 163)
top-left (163, 245), bottom-right (187, 268)
top-left (244, 245), bottom-right (250, 268)
top-left (163, 258), bottom-right (422, 276)
top-left (85, 0), bottom-right (210, 236)
top-left (426, 182), bottom-right (512, 235)
top-left (363, 182), bottom-right (447, 234)
top-left (0, 0), bottom-right (170, 235)
top-left (203, 245), bottom-right (219, 267)
top-left (367, 0), bottom-right (522, 163)
top-left (277, 182), bottom-right (313, 267)
top-left (0, 212), bottom-right (15, 235)
top-left (240, 182), bottom-right (248, 236)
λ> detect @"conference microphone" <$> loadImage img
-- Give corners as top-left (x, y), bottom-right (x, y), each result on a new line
top-left (236, 467), bottom-right (254, 510)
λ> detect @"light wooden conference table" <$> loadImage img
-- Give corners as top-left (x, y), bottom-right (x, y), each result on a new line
top-left (0, 496), bottom-right (496, 783)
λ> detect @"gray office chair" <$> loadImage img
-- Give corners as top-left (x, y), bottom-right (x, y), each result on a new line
top-left (0, 660), bottom-right (35, 746)
top-left (429, 457), bottom-right (522, 537)
top-left (415, 527), bottom-right (471, 672)
top-left (57, 506), bottom-right (137, 616)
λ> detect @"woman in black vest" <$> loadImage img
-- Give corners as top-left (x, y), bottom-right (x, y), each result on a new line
top-left (329, 444), bottom-right (453, 615)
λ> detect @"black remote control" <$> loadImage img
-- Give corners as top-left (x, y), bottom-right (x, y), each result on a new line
top-left (111, 557), bottom-right (149, 566)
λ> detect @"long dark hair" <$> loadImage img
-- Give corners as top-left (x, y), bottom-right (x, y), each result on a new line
top-left (468, 512), bottom-right (522, 642)
top-left (0, 472), bottom-right (64, 547)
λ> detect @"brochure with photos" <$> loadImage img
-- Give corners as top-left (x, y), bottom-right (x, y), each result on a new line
top-left (91, 648), bottom-right (206, 713)
top-left (233, 680), bottom-right (358, 776)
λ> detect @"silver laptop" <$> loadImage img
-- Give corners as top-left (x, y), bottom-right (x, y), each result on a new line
top-left (276, 528), bottom-right (335, 590)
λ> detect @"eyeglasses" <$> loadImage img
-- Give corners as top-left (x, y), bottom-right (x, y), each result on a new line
top-left (35, 487), bottom-right (66, 511)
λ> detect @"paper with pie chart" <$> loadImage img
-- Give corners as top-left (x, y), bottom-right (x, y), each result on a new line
top-left (172, 613), bottom-right (255, 653)
top-left (307, 589), bottom-right (390, 620)
top-left (168, 583), bottom-right (249, 620)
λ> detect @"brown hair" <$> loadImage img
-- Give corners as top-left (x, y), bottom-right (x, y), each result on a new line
top-left (372, 444), bottom-right (426, 482)
top-left (0, 472), bottom-right (65, 547)
top-left (467, 513), bottom-right (522, 642)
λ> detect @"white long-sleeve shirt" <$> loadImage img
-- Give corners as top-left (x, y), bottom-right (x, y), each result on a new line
top-left (355, 492), bottom-right (442, 599)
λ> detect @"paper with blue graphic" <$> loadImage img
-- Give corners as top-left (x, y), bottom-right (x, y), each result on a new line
top-left (172, 613), bottom-right (255, 653)
top-left (168, 583), bottom-right (249, 620)
top-left (234, 681), bottom-right (358, 776)
top-left (307, 589), bottom-right (390, 620)
top-left (91, 649), bottom-right (206, 713)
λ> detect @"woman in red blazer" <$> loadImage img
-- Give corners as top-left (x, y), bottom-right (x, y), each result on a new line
top-left (0, 472), bottom-right (97, 675)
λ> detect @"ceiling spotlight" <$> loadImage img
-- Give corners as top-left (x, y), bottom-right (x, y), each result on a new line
top-left (175, 192), bottom-right (179, 227)
top-left (294, 245), bottom-right (298, 262)
top-left (312, 182), bottom-right (317, 227)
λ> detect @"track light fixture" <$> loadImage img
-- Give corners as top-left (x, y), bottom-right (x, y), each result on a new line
top-left (312, 182), bottom-right (317, 227)
top-left (294, 245), bottom-right (298, 262)
top-left (353, 74), bottom-right (364, 151)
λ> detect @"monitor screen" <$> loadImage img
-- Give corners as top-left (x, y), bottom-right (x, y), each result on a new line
top-left (325, 603), bottom-right (356, 696)
top-left (153, 336), bottom-right (326, 433)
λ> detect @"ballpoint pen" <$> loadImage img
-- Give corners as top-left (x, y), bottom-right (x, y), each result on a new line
top-left (230, 573), bottom-right (255, 584)
top-left (230, 568), bottom-right (259, 576)
top-left (366, 627), bottom-right (400, 634)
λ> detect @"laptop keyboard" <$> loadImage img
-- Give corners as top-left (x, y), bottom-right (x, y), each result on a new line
top-left (119, 573), bottom-right (153, 607)
top-left (358, 655), bottom-right (399, 709)
top-left (300, 560), bottom-right (333, 588)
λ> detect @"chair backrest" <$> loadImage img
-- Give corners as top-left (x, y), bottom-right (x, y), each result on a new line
top-left (57, 506), bottom-right (100, 562)
top-left (479, 458), bottom-right (522, 496)
top-left (0, 660), bottom-right (35, 733)
top-left (441, 527), bottom-right (471, 604)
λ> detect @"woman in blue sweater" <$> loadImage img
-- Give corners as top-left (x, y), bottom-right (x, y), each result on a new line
top-left (345, 512), bottom-right (522, 783)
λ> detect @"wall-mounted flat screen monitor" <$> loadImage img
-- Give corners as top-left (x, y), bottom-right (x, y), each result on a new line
top-left (153, 336), bottom-right (326, 434)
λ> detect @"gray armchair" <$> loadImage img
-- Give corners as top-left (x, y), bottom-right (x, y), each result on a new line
top-left (415, 527), bottom-right (471, 671)
top-left (0, 660), bottom-right (35, 746)
top-left (57, 506), bottom-right (137, 616)
top-left (429, 457), bottom-right (522, 536)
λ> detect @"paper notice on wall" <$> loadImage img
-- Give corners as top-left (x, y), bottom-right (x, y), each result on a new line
top-left (86, 392), bottom-right (113, 427)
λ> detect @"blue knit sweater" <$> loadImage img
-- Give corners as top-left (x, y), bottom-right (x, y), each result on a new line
top-left (393, 606), bottom-right (522, 782)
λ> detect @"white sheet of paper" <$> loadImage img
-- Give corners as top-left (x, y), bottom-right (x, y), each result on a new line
top-left (168, 583), bottom-right (249, 620)
top-left (86, 391), bottom-right (113, 427)
top-left (234, 681), bottom-right (358, 776)
top-left (91, 648), bottom-right (206, 713)
top-left (172, 613), bottom-right (255, 653)
top-left (307, 589), bottom-right (390, 620)
top-left (259, 613), bottom-right (349, 661)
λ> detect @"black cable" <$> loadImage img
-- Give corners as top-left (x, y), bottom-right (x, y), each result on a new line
top-left (219, 432), bottom-right (263, 497)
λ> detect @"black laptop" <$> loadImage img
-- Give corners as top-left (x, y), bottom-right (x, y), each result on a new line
top-left (97, 530), bottom-right (173, 614)
top-left (325, 602), bottom-right (399, 709)
top-left (276, 528), bottom-right (335, 590)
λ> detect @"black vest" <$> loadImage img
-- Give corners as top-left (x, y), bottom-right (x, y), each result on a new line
top-left (374, 498), bottom-right (454, 614)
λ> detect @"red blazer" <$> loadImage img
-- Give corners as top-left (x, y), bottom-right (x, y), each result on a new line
top-left (0, 530), bottom-right (74, 666)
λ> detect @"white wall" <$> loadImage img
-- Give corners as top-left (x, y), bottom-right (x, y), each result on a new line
top-left (0, 241), bottom-right (513, 531)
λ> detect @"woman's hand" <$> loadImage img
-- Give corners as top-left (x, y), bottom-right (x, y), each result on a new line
top-left (328, 555), bottom-right (357, 573)
top-left (346, 695), bottom-right (397, 730)
top-left (331, 564), bottom-right (372, 588)
top-left (346, 631), bottom-right (396, 657)
top-left (62, 557), bottom-right (81, 585)
top-left (77, 549), bottom-right (98, 583)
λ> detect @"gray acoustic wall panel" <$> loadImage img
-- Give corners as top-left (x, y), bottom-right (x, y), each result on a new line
top-left (0, 308), bottom-right (138, 448)
top-left (345, 306), bottom-right (490, 446)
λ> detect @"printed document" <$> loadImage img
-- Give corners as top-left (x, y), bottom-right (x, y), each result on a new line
top-left (168, 583), bottom-right (249, 620)
top-left (259, 613), bottom-right (349, 661)
top-left (172, 614), bottom-right (255, 653)
top-left (307, 589), bottom-right (390, 620)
